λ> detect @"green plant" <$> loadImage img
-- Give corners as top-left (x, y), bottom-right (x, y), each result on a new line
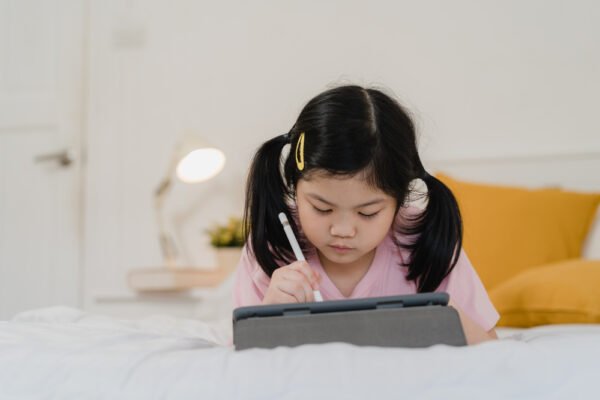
top-left (206, 216), bottom-right (245, 247)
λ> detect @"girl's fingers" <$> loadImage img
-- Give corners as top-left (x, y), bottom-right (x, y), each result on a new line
top-left (276, 279), bottom-right (309, 303)
top-left (269, 286), bottom-right (297, 304)
top-left (281, 269), bottom-right (314, 302)
top-left (265, 262), bottom-right (320, 304)
top-left (288, 261), bottom-right (320, 290)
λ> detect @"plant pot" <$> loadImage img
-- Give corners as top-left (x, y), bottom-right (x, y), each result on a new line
top-left (214, 247), bottom-right (243, 272)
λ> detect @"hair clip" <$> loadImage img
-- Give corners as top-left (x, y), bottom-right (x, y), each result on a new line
top-left (295, 132), bottom-right (305, 171)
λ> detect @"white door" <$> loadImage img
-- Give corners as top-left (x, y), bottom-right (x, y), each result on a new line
top-left (0, 0), bottom-right (85, 319)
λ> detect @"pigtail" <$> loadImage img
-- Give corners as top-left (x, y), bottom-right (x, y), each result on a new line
top-left (402, 170), bottom-right (463, 293)
top-left (243, 134), bottom-right (296, 277)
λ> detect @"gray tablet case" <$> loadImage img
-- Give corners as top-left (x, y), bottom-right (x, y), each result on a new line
top-left (233, 292), bottom-right (466, 350)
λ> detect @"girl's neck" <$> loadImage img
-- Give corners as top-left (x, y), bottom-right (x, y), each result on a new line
top-left (317, 249), bottom-right (376, 297)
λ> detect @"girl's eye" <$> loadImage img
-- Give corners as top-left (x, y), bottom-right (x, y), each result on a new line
top-left (313, 206), bottom-right (332, 214)
top-left (359, 212), bottom-right (379, 219)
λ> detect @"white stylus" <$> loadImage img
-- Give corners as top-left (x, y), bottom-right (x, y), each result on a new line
top-left (278, 212), bottom-right (323, 302)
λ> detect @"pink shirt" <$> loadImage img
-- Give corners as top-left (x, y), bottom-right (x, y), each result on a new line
top-left (232, 218), bottom-right (499, 331)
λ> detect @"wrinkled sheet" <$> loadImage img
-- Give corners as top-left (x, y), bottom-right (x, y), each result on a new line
top-left (1, 306), bottom-right (599, 399)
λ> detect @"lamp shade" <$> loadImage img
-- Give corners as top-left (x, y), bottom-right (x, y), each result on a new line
top-left (173, 136), bottom-right (226, 183)
top-left (176, 148), bottom-right (225, 183)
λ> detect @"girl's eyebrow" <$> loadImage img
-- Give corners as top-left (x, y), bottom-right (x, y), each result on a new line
top-left (306, 193), bottom-right (386, 208)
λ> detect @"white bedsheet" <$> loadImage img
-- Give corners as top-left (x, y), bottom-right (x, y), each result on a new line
top-left (1, 307), bottom-right (599, 399)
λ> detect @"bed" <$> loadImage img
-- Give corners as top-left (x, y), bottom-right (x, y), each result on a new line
top-left (2, 155), bottom-right (599, 399)
top-left (1, 306), bottom-right (599, 399)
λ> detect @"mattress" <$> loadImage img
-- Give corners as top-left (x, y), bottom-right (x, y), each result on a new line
top-left (1, 306), bottom-right (599, 399)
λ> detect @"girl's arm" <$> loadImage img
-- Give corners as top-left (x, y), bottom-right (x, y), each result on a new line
top-left (448, 298), bottom-right (498, 345)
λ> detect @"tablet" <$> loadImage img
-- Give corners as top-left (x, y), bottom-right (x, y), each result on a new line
top-left (233, 292), bottom-right (449, 322)
top-left (233, 292), bottom-right (466, 350)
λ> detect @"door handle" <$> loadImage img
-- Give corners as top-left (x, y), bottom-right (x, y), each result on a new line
top-left (34, 149), bottom-right (75, 167)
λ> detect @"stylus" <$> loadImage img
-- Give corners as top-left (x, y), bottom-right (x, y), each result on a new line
top-left (278, 212), bottom-right (323, 302)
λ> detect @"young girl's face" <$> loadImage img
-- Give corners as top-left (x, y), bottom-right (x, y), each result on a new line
top-left (296, 172), bottom-right (398, 269)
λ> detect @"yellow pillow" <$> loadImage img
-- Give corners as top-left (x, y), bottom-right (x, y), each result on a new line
top-left (437, 173), bottom-right (600, 290)
top-left (490, 259), bottom-right (600, 327)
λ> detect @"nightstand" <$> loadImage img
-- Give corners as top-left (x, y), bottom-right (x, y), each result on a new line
top-left (85, 259), bottom-right (238, 321)
top-left (127, 265), bottom-right (235, 292)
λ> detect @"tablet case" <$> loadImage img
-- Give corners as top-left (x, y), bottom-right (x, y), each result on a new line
top-left (233, 292), bottom-right (467, 350)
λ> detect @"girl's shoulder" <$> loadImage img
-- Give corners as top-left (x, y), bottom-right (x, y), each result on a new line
top-left (237, 241), bottom-right (260, 272)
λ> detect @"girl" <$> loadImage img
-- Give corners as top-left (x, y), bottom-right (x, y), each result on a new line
top-left (232, 85), bottom-right (499, 344)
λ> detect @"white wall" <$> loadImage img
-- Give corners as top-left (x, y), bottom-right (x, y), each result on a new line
top-left (83, 0), bottom-right (600, 310)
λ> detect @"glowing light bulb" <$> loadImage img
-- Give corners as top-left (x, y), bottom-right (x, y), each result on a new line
top-left (176, 148), bottom-right (226, 183)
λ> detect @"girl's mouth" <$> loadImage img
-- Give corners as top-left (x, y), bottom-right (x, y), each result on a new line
top-left (329, 245), bottom-right (354, 254)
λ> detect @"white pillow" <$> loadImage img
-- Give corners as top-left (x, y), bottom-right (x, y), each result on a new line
top-left (583, 205), bottom-right (600, 260)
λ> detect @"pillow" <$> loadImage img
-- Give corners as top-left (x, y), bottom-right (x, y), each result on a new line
top-left (582, 206), bottom-right (600, 259)
top-left (489, 259), bottom-right (600, 327)
top-left (437, 173), bottom-right (600, 290)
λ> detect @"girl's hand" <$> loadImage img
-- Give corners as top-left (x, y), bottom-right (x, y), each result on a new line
top-left (262, 261), bottom-right (321, 305)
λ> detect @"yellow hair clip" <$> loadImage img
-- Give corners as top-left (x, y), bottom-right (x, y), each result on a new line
top-left (295, 132), bottom-right (305, 171)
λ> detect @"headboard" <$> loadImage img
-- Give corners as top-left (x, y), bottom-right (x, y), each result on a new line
top-left (425, 151), bottom-right (600, 193)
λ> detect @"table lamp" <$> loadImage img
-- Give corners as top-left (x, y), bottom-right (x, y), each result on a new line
top-left (154, 136), bottom-right (226, 268)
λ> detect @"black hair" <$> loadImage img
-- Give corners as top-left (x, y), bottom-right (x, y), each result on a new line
top-left (243, 85), bottom-right (463, 293)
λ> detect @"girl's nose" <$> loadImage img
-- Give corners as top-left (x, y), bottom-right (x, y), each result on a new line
top-left (330, 219), bottom-right (356, 238)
